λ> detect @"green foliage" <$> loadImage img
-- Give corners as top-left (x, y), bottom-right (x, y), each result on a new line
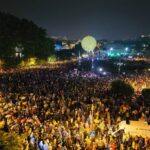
top-left (48, 54), bottom-right (57, 62)
top-left (2, 57), bottom-right (21, 69)
top-left (0, 11), bottom-right (54, 68)
top-left (111, 80), bottom-right (134, 98)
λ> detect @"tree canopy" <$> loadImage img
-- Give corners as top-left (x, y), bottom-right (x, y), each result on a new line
top-left (110, 80), bottom-right (134, 98)
top-left (0, 11), bottom-right (54, 68)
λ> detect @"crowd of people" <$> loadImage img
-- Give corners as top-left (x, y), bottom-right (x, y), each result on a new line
top-left (125, 74), bottom-right (150, 92)
top-left (0, 63), bottom-right (150, 150)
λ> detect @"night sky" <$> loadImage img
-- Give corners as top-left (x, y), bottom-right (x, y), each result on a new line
top-left (0, 0), bottom-right (150, 40)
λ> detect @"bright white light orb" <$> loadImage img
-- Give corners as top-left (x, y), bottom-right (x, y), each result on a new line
top-left (110, 47), bottom-right (113, 51)
top-left (99, 68), bottom-right (103, 72)
top-left (81, 35), bottom-right (97, 52)
top-left (125, 47), bottom-right (129, 51)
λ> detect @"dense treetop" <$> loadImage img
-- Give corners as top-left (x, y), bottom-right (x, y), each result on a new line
top-left (0, 11), bottom-right (54, 60)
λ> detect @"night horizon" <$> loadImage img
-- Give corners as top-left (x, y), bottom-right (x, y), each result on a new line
top-left (0, 0), bottom-right (150, 40)
top-left (0, 1), bottom-right (150, 149)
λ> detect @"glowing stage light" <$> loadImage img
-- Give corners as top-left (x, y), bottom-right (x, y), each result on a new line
top-left (103, 72), bottom-right (106, 75)
top-left (81, 35), bottom-right (97, 52)
top-left (82, 54), bottom-right (88, 58)
top-left (99, 68), bottom-right (103, 72)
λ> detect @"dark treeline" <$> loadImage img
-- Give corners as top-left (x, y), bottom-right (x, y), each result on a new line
top-left (0, 11), bottom-right (54, 68)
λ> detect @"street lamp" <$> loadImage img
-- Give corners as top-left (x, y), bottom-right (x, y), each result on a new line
top-left (78, 51), bottom-right (81, 66)
top-left (125, 47), bottom-right (129, 52)
top-left (117, 62), bottom-right (123, 74)
top-left (99, 68), bottom-right (103, 72)
top-left (103, 72), bottom-right (107, 75)
top-left (110, 47), bottom-right (113, 51)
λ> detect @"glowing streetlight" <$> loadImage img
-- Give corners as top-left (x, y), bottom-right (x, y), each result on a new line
top-left (125, 47), bottom-right (129, 51)
top-left (99, 68), bottom-right (103, 72)
top-left (110, 47), bottom-right (113, 51)
top-left (103, 72), bottom-right (106, 75)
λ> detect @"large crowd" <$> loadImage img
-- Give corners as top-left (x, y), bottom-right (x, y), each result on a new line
top-left (0, 63), bottom-right (150, 150)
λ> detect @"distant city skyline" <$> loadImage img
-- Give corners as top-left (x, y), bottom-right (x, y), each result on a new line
top-left (0, 0), bottom-right (150, 40)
